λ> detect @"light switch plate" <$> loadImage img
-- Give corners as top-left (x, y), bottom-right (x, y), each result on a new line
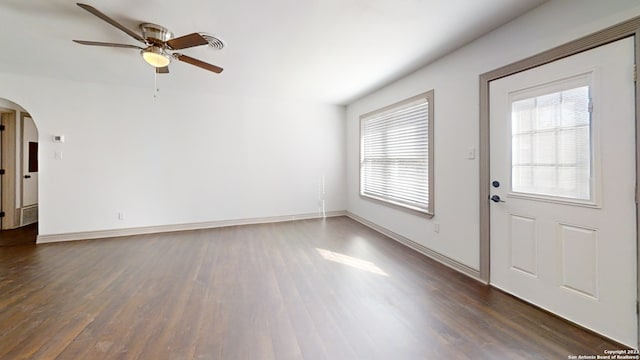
top-left (467, 147), bottom-right (476, 160)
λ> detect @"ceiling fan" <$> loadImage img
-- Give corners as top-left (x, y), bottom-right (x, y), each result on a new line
top-left (73, 3), bottom-right (224, 74)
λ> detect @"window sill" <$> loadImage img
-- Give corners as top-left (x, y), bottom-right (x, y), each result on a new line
top-left (360, 193), bottom-right (434, 218)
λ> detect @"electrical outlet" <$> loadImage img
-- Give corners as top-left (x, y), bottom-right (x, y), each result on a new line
top-left (434, 223), bottom-right (440, 233)
top-left (118, 212), bottom-right (125, 220)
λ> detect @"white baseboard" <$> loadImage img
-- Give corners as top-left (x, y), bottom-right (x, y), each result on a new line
top-left (37, 210), bottom-right (347, 244)
top-left (346, 211), bottom-right (484, 283)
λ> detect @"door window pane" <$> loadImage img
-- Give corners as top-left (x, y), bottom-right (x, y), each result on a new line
top-left (511, 85), bottom-right (591, 200)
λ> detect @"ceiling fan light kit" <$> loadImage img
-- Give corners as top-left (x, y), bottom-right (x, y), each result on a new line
top-left (73, 3), bottom-right (224, 74)
top-left (141, 46), bottom-right (170, 68)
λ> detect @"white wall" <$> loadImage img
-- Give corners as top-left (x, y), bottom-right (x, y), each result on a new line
top-left (0, 75), bottom-right (346, 236)
top-left (346, 0), bottom-right (640, 270)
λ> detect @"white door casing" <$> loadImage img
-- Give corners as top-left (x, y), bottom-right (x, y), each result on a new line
top-left (489, 38), bottom-right (637, 346)
top-left (22, 115), bottom-right (37, 208)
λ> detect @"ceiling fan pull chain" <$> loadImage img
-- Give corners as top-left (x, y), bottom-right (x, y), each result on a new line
top-left (153, 69), bottom-right (159, 99)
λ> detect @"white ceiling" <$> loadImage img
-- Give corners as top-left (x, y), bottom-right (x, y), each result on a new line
top-left (0, 0), bottom-right (546, 105)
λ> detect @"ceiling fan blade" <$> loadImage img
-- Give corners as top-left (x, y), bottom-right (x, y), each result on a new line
top-left (166, 33), bottom-right (208, 50)
top-left (76, 3), bottom-right (145, 43)
top-left (73, 40), bottom-right (142, 50)
top-left (156, 66), bottom-right (170, 74)
top-left (175, 54), bottom-right (223, 74)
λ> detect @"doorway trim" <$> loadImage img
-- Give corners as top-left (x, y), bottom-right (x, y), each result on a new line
top-left (0, 109), bottom-right (18, 229)
top-left (20, 112), bottom-right (34, 209)
top-left (479, 16), bottom-right (640, 346)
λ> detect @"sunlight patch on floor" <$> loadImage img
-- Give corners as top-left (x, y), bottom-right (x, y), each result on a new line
top-left (316, 248), bottom-right (388, 276)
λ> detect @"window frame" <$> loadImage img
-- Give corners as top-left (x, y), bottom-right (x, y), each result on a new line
top-left (359, 90), bottom-right (435, 217)
top-left (507, 72), bottom-right (599, 208)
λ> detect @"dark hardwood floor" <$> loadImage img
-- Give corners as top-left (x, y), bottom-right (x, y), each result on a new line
top-left (0, 222), bottom-right (37, 247)
top-left (0, 217), bottom-right (628, 359)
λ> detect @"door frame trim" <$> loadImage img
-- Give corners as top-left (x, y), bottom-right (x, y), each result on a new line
top-left (0, 109), bottom-right (18, 230)
top-left (479, 16), bottom-right (640, 346)
top-left (20, 112), bottom-right (33, 211)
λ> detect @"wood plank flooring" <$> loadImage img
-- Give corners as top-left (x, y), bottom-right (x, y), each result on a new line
top-left (0, 222), bottom-right (37, 247)
top-left (0, 217), bottom-right (628, 359)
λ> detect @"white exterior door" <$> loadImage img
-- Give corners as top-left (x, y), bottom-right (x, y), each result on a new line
top-left (489, 37), bottom-right (637, 346)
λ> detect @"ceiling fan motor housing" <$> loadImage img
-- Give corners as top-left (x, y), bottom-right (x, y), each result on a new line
top-left (140, 23), bottom-right (173, 45)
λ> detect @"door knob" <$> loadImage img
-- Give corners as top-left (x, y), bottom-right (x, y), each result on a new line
top-left (24, 175), bottom-right (31, 179)
top-left (490, 195), bottom-right (505, 203)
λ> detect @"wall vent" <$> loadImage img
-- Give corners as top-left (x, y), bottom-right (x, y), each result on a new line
top-left (200, 33), bottom-right (225, 50)
top-left (21, 205), bottom-right (38, 226)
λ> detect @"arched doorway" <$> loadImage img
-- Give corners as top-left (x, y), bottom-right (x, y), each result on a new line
top-left (0, 98), bottom-right (38, 246)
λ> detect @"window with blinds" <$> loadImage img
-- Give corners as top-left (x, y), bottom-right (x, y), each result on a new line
top-left (360, 90), bottom-right (434, 215)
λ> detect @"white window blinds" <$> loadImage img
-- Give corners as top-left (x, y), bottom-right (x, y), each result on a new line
top-left (360, 91), bottom-right (434, 214)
